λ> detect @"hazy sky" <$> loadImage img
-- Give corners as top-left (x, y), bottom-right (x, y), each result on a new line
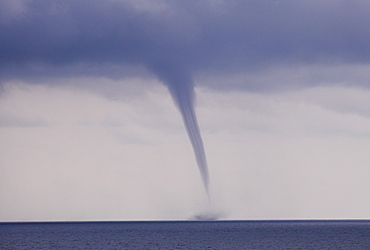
top-left (1, 0), bottom-right (370, 221)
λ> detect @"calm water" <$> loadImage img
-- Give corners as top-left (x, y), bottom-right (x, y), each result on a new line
top-left (1, 220), bottom-right (370, 249)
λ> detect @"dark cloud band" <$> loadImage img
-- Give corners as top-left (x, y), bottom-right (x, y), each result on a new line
top-left (1, 0), bottom-right (369, 87)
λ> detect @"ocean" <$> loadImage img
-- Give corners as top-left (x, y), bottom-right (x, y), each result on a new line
top-left (1, 220), bottom-right (370, 249)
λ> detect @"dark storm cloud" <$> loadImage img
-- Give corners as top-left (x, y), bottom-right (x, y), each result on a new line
top-left (1, 0), bottom-right (369, 88)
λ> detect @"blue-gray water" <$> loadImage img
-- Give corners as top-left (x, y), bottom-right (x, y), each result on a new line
top-left (1, 220), bottom-right (370, 249)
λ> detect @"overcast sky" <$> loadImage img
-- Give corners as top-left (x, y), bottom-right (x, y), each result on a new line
top-left (1, 0), bottom-right (370, 221)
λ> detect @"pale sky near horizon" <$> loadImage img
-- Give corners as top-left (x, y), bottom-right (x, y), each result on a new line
top-left (1, 0), bottom-right (370, 221)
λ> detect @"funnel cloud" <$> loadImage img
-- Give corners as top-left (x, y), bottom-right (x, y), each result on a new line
top-left (152, 64), bottom-right (209, 196)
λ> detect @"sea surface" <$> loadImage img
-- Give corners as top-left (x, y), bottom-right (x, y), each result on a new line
top-left (1, 220), bottom-right (370, 249)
